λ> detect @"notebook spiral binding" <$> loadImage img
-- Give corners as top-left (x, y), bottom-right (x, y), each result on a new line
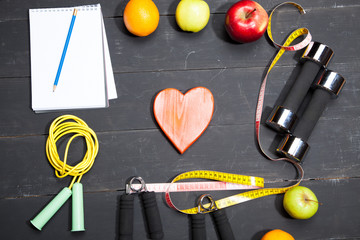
top-left (30, 4), bottom-right (99, 13)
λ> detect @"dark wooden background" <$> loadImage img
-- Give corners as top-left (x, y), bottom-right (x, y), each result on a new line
top-left (0, 0), bottom-right (359, 239)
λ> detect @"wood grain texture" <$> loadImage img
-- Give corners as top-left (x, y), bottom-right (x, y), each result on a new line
top-left (0, 119), bottom-right (358, 199)
top-left (1, 61), bottom-right (358, 136)
top-left (154, 87), bottom-right (214, 154)
top-left (1, 5), bottom-right (360, 77)
top-left (1, 0), bottom-right (360, 20)
top-left (1, 178), bottom-right (359, 240)
top-left (0, 0), bottom-right (359, 239)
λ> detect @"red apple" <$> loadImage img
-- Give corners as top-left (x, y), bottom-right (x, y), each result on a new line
top-left (225, 0), bottom-right (269, 43)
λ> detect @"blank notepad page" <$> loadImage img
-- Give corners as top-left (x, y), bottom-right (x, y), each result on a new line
top-left (29, 5), bottom-right (107, 112)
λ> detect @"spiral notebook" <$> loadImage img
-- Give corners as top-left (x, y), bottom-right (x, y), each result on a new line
top-left (29, 4), bottom-right (117, 113)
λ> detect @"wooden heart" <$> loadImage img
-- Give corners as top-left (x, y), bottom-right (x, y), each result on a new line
top-left (153, 87), bottom-right (214, 154)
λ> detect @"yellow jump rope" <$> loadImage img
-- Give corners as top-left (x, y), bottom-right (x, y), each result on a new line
top-left (31, 115), bottom-right (99, 231)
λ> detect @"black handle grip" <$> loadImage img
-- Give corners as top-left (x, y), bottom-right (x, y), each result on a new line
top-left (211, 209), bottom-right (235, 240)
top-left (191, 214), bottom-right (207, 240)
top-left (282, 60), bottom-right (322, 111)
top-left (119, 194), bottom-right (135, 240)
top-left (293, 88), bottom-right (331, 141)
top-left (141, 192), bottom-right (164, 239)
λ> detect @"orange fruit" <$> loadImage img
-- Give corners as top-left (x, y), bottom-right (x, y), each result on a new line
top-left (261, 229), bottom-right (295, 240)
top-left (123, 0), bottom-right (160, 37)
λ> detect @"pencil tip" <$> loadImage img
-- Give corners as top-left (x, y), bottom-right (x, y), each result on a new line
top-left (53, 85), bottom-right (57, 92)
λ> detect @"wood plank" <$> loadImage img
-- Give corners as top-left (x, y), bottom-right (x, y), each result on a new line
top-left (0, 0), bottom-right (359, 239)
top-left (0, 60), bottom-right (358, 136)
top-left (1, 178), bottom-right (359, 239)
top-left (1, 0), bottom-right (360, 20)
top-left (0, 117), bottom-right (359, 198)
top-left (1, 6), bottom-right (360, 77)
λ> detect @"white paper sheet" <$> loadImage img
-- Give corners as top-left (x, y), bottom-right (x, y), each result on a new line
top-left (29, 4), bottom-right (117, 112)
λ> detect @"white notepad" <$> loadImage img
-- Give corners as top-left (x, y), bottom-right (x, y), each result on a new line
top-left (29, 4), bottom-right (117, 112)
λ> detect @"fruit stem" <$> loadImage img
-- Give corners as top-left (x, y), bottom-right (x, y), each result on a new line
top-left (245, 8), bottom-right (256, 18)
top-left (305, 198), bottom-right (323, 205)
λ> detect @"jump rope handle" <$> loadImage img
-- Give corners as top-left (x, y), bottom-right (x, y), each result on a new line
top-left (190, 214), bottom-right (207, 240)
top-left (119, 194), bottom-right (135, 240)
top-left (30, 187), bottom-right (72, 231)
top-left (210, 209), bottom-right (235, 240)
top-left (72, 182), bottom-right (85, 232)
top-left (141, 191), bottom-right (164, 239)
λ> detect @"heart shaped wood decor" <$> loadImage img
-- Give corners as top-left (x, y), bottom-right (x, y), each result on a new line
top-left (153, 87), bottom-right (214, 154)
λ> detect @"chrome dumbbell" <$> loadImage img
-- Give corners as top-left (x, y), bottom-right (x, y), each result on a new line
top-left (267, 42), bottom-right (334, 133)
top-left (277, 69), bottom-right (346, 162)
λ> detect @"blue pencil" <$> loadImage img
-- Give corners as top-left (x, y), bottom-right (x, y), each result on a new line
top-left (53, 8), bottom-right (78, 92)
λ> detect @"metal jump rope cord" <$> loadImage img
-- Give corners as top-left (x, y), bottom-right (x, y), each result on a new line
top-left (46, 114), bottom-right (99, 189)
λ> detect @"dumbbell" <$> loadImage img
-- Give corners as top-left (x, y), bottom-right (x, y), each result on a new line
top-left (267, 41), bottom-right (334, 133)
top-left (277, 69), bottom-right (345, 162)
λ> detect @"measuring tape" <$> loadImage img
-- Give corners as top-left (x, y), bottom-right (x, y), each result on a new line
top-left (164, 169), bottom-right (299, 214)
top-left (126, 180), bottom-right (261, 194)
top-left (267, 2), bottom-right (312, 51)
top-left (162, 2), bottom-right (310, 214)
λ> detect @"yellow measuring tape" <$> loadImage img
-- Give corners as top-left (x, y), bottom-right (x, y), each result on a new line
top-left (267, 2), bottom-right (311, 52)
top-left (46, 115), bottom-right (99, 189)
top-left (165, 169), bottom-right (299, 214)
top-left (166, 2), bottom-right (311, 214)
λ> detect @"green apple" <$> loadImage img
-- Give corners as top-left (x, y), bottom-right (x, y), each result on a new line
top-left (283, 186), bottom-right (319, 219)
top-left (175, 0), bottom-right (210, 32)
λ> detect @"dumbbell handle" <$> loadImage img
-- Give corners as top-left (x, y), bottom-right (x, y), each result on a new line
top-left (277, 70), bottom-right (345, 162)
top-left (119, 194), bottom-right (134, 240)
top-left (282, 61), bottom-right (322, 111)
top-left (267, 42), bottom-right (334, 133)
top-left (141, 191), bottom-right (164, 240)
top-left (191, 214), bottom-right (207, 240)
top-left (293, 88), bottom-right (331, 141)
top-left (211, 209), bottom-right (235, 240)
top-left (293, 69), bottom-right (345, 141)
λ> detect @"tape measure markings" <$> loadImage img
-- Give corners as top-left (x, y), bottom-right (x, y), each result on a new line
top-left (267, 2), bottom-right (312, 51)
top-left (165, 2), bottom-right (309, 215)
top-left (172, 170), bottom-right (264, 186)
top-left (164, 170), bottom-right (297, 214)
top-left (126, 181), bottom-right (262, 194)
